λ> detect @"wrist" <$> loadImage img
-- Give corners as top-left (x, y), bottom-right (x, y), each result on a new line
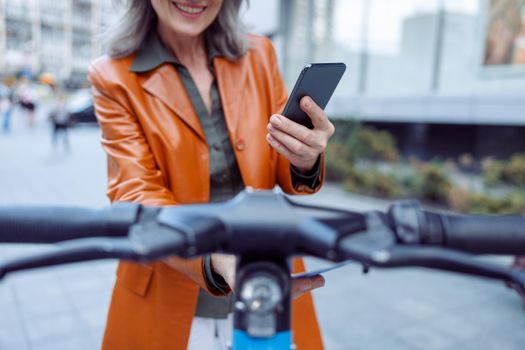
top-left (292, 162), bottom-right (315, 174)
top-left (292, 155), bottom-right (321, 175)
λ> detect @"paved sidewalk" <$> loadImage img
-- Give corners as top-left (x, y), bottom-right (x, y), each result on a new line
top-left (1, 124), bottom-right (524, 349)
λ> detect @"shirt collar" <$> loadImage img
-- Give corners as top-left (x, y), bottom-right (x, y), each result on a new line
top-left (129, 31), bottom-right (221, 73)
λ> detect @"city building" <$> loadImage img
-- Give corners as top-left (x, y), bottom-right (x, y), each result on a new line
top-left (279, 0), bottom-right (525, 158)
top-left (0, 0), bottom-right (278, 87)
top-left (0, 0), bottom-right (113, 87)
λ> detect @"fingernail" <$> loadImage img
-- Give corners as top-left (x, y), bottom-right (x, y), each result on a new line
top-left (316, 277), bottom-right (325, 288)
top-left (267, 123), bottom-right (274, 132)
top-left (303, 97), bottom-right (311, 108)
top-left (270, 115), bottom-right (281, 127)
top-left (266, 133), bottom-right (274, 142)
top-left (301, 281), bottom-right (313, 292)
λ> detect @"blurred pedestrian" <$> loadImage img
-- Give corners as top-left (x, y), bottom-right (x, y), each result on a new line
top-left (16, 77), bottom-right (38, 128)
top-left (0, 84), bottom-right (13, 134)
top-left (48, 92), bottom-right (71, 152)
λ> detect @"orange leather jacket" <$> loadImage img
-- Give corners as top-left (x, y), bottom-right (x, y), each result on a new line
top-left (88, 34), bottom-right (325, 350)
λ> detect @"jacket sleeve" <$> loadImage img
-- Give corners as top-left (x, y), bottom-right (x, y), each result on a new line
top-left (88, 63), bottom-right (212, 292)
top-left (265, 39), bottom-right (325, 195)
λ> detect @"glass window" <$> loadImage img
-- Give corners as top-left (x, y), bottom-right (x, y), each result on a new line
top-left (364, 0), bottom-right (440, 96)
top-left (322, 0), bottom-right (364, 97)
top-left (282, 1), bottom-right (312, 86)
top-left (438, 0), bottom-right (480, 93)
top-left (281, 0), bottom-right (363, 99)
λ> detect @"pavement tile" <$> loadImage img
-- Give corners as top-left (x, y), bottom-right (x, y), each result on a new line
top-left (386, 296), bottom-right (443, 321)
top-left (0, 313), bottom-right (29, 350)
top-left (0, 282), bottom-right (14, 305)
top-left (54, 261), bottom-right (105, 279)
top-left (69, 289), bottom-right (112, 310)
top-left (17, 296), bottom-right (75, 320)
top-left (12, 279), bottom-right (65, 305)
top-left (393, 324), bottom-right (460, 350)
top-left (0, 301), bottom-right (18, 325)
top-left (0, 338), bottom-right (30, 350)
top-left (449, 292), bottom-right (525, 332)
top-left (31, 334), bottom-right (94, 350)
top-left (78, 305), bottom-right (109, 331)
top-left (25, 312), bottom-right (83, 344)
top-left (90, 330), bottom-right (105, 350)
top-left (424, 312), bottom-right (482, 343)
top-left (94, 261), bottom-right (118, 285)
top-left (447, 332), bottom-right (521, 350)
top-left (59, 273), bottom-right (106, 295)
top-left (350, 334), bottom-right (417, 350)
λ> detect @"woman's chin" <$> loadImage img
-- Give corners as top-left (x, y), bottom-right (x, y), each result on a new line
top-left (165, 13), bottom-right (214, 37)
top-left (166, 24), bottom-right (207, 39)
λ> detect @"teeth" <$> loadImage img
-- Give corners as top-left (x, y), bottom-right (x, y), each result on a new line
top-left (174, 2), bottom-right (205, 14)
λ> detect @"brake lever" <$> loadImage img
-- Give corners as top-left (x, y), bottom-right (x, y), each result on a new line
top-left (337, 229), bottom-right (525, 294)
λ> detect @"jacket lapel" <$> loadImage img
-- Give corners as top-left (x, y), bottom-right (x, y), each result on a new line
top-left (141, 64), bottom-right (205, 141)
top-left (214, 56), bottom-right (248, 137)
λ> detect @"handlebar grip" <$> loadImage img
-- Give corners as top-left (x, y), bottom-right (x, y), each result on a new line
top-left (439, 213), bottom-right (525, 255)
top-left (389, 201), bottom-right (525, 255)
top-left (0, 203), bottom-right (140, 243)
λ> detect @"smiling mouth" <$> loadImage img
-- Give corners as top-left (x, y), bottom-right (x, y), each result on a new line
top-left (172, 2), bottom-right (206, 15)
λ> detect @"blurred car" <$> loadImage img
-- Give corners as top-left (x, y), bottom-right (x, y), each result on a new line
top-left (67, 88), bottom-right (97, 124)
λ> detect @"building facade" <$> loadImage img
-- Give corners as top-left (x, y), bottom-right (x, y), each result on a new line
top-left (279, 0), bottom-right (525, 158)
top-left (0, 0), bottom-right (112, 87)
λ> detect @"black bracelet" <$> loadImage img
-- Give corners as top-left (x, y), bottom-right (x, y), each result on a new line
top-left (290, 155), bottom-right (322, 188)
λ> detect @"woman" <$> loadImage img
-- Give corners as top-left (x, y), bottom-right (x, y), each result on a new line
top-left (89, 1), bottom-right (334, 349)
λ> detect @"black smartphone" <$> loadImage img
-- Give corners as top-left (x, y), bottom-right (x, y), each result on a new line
top-left (282, 63), bottom-right (346, 129)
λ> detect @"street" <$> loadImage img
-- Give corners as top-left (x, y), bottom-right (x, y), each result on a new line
top-left (0, 123), bottom-right (524, 350)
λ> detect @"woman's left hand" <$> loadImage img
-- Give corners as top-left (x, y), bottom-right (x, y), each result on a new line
top-left (266, 96), bottom-right (335, 173)
top-left (212, 253), bottom-right (326, 300)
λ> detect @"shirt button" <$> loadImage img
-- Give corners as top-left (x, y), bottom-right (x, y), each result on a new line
top-left (212, 143), bottom-right (221, 151)
top-left (235, 139), bottom-right (245, 151)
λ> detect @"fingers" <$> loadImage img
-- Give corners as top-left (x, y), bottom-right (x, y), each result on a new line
top-left (211, 253), bottom-right (237, 289)
top-left (266, 121), bottom-right (320, 172)
top-left (268, 114), bottom-right (327, 152)
top-left (266, 133), bottom-right (296, 162)
top-left (269, 114), bottom-right (314, 147)
top-left (291, 274), bottom-right (325, 300)
top-left (267, 97), bottom-right (335, 171)
top-left (267, 124), bottom-right (316, 160)
top-left (300, 96), bottom-right (335, 136)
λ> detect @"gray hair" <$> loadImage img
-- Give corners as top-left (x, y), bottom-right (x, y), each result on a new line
top-left (104, 0), bottom-right (248, 60)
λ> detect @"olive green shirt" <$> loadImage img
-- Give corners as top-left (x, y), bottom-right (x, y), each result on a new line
top-left (130, 31), bottom-right (321, 319)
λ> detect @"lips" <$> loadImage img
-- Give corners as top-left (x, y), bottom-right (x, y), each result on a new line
top-left (172, 2), bottom-right (206, 16)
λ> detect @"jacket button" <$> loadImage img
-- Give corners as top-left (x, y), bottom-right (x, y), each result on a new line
top-left (235, 139), bottom-right (245, 151)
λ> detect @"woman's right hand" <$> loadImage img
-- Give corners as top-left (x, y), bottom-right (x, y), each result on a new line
top-left (211, 254), bottom-right (325, 299)
top-left (211, 253), bottom-right (237, 289)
